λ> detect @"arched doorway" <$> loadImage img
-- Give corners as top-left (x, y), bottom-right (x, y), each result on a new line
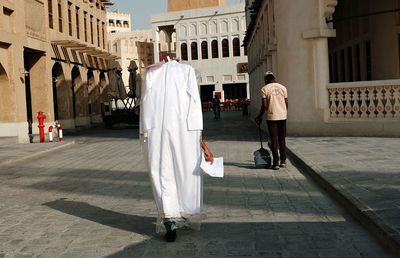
top-left (71, 66), bottom-right (81, 118)
top-left (0, 63), bottom-right (11, 122)
top-left (99, 71), bottom-right (107, 100)
top-left (87, 69), bottom-right (95, 122)
top-left (51, 62), bottom-right (64, 121)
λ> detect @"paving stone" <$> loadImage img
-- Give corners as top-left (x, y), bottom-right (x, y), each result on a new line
top-left (0, 112), bottom-right (391, 257)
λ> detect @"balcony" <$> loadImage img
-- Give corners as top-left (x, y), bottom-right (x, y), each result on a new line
top-left (328, 80), bottom-right (400, 121)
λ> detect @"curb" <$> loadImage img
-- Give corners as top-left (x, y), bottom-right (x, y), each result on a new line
top-left (286, 146), bottom-right (400, 257)
top-left (0, 141), bottom-right (75, 167)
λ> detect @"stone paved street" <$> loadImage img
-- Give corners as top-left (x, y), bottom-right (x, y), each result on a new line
top-left (0, 112), bottom-right (391, 257)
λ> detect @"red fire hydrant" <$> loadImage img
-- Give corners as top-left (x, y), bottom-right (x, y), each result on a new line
top-left (37, 111), bottom-right (46, 143)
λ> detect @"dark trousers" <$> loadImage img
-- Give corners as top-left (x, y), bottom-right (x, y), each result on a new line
top-left (213, 107), bottom-right (220, 119)
top-left (267, 120), bottom-right (287, 166)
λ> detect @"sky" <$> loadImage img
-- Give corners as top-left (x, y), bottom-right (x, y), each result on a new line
top-left (110, 0), bottom-right (243, 30)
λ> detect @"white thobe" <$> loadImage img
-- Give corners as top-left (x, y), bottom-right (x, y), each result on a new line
top-left (140, 60), bottom-right (203, 220)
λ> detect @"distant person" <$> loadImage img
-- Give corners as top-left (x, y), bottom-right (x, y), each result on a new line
top-left (255, 72), bottom-right (288, 170)
top-left (211, 94), bottom-right (221, 119)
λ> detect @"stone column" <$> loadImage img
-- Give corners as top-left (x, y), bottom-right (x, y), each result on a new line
top-left (302, 0), bottom-right (337, 121)
top-left (153, 26), bottom-right (160, 63)
top-left (273, 0), bottom-right (337, 134)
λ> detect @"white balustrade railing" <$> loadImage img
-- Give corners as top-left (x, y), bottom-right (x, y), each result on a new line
top-left (327, 80), bottom-right (400, 120)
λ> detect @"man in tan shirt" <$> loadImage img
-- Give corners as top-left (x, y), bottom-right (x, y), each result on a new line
top-left (255, 72), bottom-right (288, 170)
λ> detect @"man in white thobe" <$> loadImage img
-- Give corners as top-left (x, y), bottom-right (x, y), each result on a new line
top-left (140, 60), bottom-right (213, 242)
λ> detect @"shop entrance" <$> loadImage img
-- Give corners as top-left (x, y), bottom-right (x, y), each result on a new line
top-left (222, 83), bottom-right (247, 100)
top-left (71, 66), bottom-right (81, 118)
top-left (200, 84), bottom-right (215, 102)
top-left (52, 63), bottom-right (65, 121)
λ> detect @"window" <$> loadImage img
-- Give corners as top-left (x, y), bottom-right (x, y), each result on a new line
top-left (97, 19), bottom-right (100, 47)
top-left (84, 11), bottom-right (88, 42)
top-left (68, 2), bottom-right (72, 36)
top-left (244, 46), bottom-right (248, 56)
top-left (90, 15), bottom-right (94, 44)
top-left (102, 22), bottom-right (105, 49)
top-left (191, 42), bottom-right (198, 60)
top-left (201, 41), bottom-right (208, 59)
top-left (347, 47), bottom-right (353, 81)
top-left (48, 0), bottom-right (53, 29)
top-left (355, 44), bottom-right (361, 81)
top-left (233, 37), bottom-right (240, 56)
top-left (329, 54), bottom-right (333, 82)
top-left (211, 40), bottom-right (218, 58)
top-left (222, 39), bottom-right (229, 57)
top-left (340, 49), bottom-right (345, 82)
top-left (75, 7), bottom-right (80, 39)
top-left (181, 43), bottom-right (188, 61)
top-left (333, 52), bottom-right (338, 82)
top-left (58, 0), bottom-right (62, 32)
top-left (366, 40), bottom-right (372, 80)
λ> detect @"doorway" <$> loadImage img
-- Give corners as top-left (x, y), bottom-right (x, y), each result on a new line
top-left (71, 66), bottom-right (81, 118)
top-left (222, 83), bottom-right (247, 100)
top-left (52, 63), bottom-right (64, 121)
top-left (200, 84), bottom-right (215, 102)
top-left (0, 62), bottom-right (11, 123)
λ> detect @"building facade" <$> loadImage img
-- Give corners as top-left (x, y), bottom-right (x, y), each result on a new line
top-left (107, 10), bottom-right (131, 33)
top-left (152, 3), bottom-right (249, 103)
top-left (245, 0), bottom-right (400, 136)
top-left (108, 29), bottom-right (154, 95)
top-left (168, 0), bottom-right (225, 12)
top-left (0, 0), bottom-right (114, 143)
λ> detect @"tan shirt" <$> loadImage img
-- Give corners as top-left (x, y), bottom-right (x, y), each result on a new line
top-left (261, 82), bottom-right (288, 120)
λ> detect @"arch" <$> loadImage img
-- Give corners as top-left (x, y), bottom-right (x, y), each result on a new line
top-left (201, 41), bottom-right (208, 59)
top-left (200, 23), bottom-right (207, 35)
top-left (222, 38), bottom-right (229, 58)
top-left (51, 62), bottom-right (65, 121)
top-left (171, 32), bottom-right (177, 51)
top-left (221, 20), bottom-right (228, 33)
top-left (210, 20), bottom-right (217, 34)
top-left (232, 19), bottom-right (239, 32)
top-left (99, 71), bottom-right (106, 85)
top-left (159, 30), bottom-right (169, 52)
top-left (180, 25), bottom-right (187, 37)
top-left (191, 42), bottom-right (198, 60)
top-left (0, 62), bottom-right (11, 122)
top-left (71, 66), bottom-right (81, 118)
top-left (87, 69), bottom-right (95, 100)
top-left (99, 71), bottom-right (107, 100)
top-left (241, 16), bottom-right (246, 31)
top-left (233, 37), bottom-right (240, 57)
top-left (189, 23), bottom-right (197, 36)
top-left (87, 69), bottom-right (98, 119)
top-left (181, 43), bottom-right (188, 61)
top-left (87, 69), bottom-right (95, 88)
top-left (211, 40), bottom-right (219, 58)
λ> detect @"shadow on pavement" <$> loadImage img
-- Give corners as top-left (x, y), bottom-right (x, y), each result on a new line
top-left (21, 167), bottom-right (335, 214)
top-left (43, 199), bottom-right (155, 237)
top-left (43, 199), bottom-right (388, 257)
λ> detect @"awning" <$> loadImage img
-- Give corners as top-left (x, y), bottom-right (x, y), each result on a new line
top-left (51, 40), bottom-right (117, 70)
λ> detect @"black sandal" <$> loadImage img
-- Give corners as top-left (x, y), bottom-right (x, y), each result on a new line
top-left (163, 220), bottom-right (177, 242)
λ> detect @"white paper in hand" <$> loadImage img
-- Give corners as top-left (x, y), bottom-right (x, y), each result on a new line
top-left (200, 153), bottom-right (224, 178)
